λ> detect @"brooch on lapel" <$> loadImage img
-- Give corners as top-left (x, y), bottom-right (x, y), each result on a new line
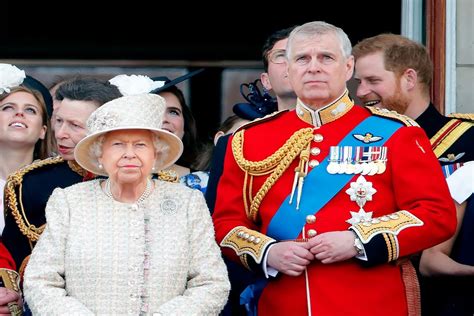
top-left (160, 198), bottom-right (177, 215)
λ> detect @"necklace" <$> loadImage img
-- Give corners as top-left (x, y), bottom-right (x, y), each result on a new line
top-left (103, 178), bottom-right (154, 204)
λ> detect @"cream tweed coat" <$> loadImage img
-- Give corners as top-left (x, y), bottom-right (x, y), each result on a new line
top-left (24, 179), bottom-right (229, 315)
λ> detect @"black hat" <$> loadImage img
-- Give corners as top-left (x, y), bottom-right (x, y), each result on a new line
top-left (150, 68), bottom-right (204, 94)
top-left (232, 79), bottom-right (278, 120)
top-left (22, 75), bottom-right (53, 118)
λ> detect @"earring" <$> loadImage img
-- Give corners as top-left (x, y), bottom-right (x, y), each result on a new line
top-left (151, 166), bottom-right (156, 172)
top-left (98, 163), bottom-right (103, 169)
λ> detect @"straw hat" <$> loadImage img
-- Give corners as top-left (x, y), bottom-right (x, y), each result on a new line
top-left (74, 93), bottom-right (183, 176)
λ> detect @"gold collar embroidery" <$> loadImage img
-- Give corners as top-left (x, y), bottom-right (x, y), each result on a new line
top-left (295, 90), bottom-right (354, 127)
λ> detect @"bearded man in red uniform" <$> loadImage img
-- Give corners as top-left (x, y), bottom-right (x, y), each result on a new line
top-left (212, 21), bottom-right (456, 316)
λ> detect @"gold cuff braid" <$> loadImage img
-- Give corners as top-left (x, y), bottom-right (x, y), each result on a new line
top-left (0, 269), bottom-right (23, 315)
top-left (0, 268), bottom-right (21, 292)
top-left (351, 210), bottom-right (423, 261)
top-left (220, 226), bottom-right (275, 265)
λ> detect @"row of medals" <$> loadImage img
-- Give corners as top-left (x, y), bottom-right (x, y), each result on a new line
top-left (326, 146), bottom-right (387, 175)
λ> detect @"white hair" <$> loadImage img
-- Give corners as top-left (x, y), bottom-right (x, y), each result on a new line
top-left (286, 21), bottom-right (352, 60)
top-left (88, 131), bottom-right (170, 172)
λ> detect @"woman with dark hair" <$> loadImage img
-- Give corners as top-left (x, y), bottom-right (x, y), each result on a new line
top-left (158, 84), bottom-right (199, 169)
top-left (151, 70), bottom-right (209, 193)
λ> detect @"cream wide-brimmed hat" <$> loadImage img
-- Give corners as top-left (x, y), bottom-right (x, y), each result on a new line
top-left (74, 94), bottom-right (183, 176)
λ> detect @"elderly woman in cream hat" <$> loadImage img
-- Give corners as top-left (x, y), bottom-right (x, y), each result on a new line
top-left (23, 93), bottom-right (230, 315)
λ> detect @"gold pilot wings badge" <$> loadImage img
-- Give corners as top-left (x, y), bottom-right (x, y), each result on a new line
top-left (353, 133), bottom-right (383, 144)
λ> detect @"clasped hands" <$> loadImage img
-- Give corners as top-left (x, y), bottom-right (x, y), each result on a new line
top-left (267, 231), bottom-right (358, 276)
top-left (0, 287), bottom-right (22, 316)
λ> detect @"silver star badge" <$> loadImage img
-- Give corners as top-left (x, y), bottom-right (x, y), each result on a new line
top-left (345, 175), bottom-right (377, 209)
top-left (346, 209), bottom-right (373, 225)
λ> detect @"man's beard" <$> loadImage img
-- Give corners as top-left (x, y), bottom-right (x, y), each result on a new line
top-left (382, 84), bottom-right (409, 114)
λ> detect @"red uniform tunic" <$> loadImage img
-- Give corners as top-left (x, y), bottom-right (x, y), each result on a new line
top-left (213, 96), bottom-right (456, 316)
top-left (0, 242), bottom-right (15, 271)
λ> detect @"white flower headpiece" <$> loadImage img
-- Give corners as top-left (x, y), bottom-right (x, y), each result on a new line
top-left (0, 64), bottom-right (26, 94)
top-left (109, 74), bottom-right (165, 96)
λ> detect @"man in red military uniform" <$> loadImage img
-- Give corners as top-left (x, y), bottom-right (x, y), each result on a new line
top-left (212, 21), bottom-right (456, 316)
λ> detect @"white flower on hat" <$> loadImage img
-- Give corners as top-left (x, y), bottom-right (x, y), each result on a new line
top-left (109, 74), bottom-right (165, 96)
top-left (0, 64), bottom-right (26, 94)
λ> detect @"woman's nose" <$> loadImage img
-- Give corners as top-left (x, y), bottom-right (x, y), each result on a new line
top-left (14, 109), bottom-right (25, 117)
top-left (123, 145), bottom-right (137, 158)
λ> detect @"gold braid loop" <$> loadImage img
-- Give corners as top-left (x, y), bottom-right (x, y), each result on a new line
top-left (232, 128), bottom-right (314, 221)
top-left (4, 156), bottom-right (63, 242)
top-left (232, 128), bottom-right (314, 175)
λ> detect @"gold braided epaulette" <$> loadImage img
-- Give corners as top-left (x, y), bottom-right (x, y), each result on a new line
top-left (233, 110), bottom-right (289, 134)
top-left (232, 128), bottom-right (313, 175)
top-left (4, 156), bottom-right (64, 242)
top-left (232, 128), bottom-right (314, 221)
top-left (365, 106), bottom-right (419, 127)
top-left (448, 113), bottom-right (474, 122)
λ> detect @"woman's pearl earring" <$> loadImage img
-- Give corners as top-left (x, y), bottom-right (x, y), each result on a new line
top-left (98, 163), bottom-right (103, 169)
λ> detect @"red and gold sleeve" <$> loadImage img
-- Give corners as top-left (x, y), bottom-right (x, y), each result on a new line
top-left (0, 242), bottom-right (20, 292)
top-left (351, 126), bottom-right (456, 265)
top-left (0, 242), bottom-right (16, 271)
top-left (212, 135), bottom-right (275, 270)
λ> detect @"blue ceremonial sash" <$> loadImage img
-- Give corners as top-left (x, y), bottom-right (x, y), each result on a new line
top-left (240, 278), bottom-right (268, 316)
top-left (267, 116), bottom-right (403, 240)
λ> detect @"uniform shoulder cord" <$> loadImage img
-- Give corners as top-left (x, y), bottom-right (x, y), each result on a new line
top-left (232, 128), bottom-right (313, 222)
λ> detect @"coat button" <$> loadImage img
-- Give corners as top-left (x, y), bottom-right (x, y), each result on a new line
top-left (309, 160), bottom-right (319, 168)
top-left (307, 229), bottom-right (317, 237)
top-left (306, 215), bottom-right (316, 224)
top-left (310, 147), bottom-right (321, 156)
top-left (313, 134), bottom-right (323, 142)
